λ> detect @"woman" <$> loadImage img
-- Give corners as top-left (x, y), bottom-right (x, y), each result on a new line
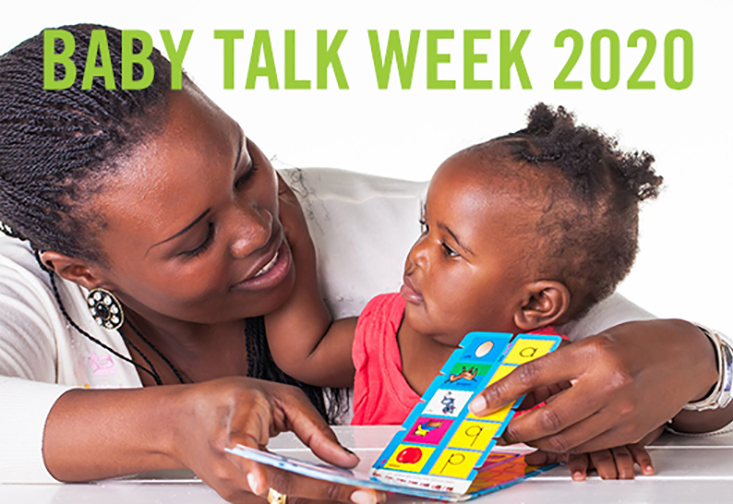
top-left (0, 23), bottom-right (730, 502)
top-left (0, 24), bottom-right (375, 504)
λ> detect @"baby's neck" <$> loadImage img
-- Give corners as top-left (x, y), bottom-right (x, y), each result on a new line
top-left (396, 320), bottom-right (458, 397)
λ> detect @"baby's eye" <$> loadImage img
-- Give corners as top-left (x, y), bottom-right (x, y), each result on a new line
top-left (442, 242), bottom-right (459, 258)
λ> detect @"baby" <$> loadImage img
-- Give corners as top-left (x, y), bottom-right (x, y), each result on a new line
top-left (267, 103), bottom-right (662, 478)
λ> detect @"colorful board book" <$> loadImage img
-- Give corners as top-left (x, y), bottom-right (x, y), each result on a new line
top-left (227, 331), bottom-right (562, 501)
top-left (370, 331), bottom-right (562, 494)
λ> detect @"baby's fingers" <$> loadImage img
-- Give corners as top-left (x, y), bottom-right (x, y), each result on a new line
top-left (566, 453), bottom-right (589, 481)
top-left (610, 446), bottom-right (636, 479)
top-left (589, 449), bottom-right (618, 480)
top-left (628, 443), bottom-right (655, 476)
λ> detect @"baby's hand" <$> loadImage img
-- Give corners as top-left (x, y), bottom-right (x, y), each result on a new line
top-left (566, 443), bottom-right (654, 480)
top-left (524, 425), bottom-right (663, 480)
top-left (524, 444), bottom-right (654, 480)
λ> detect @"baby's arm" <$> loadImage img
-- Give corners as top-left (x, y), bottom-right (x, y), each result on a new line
top-left (264, 175), bottom-right (356, 388)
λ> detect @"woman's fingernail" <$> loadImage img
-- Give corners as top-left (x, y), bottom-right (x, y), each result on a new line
top-left (377, 491), bottom-right (388, 502)
top-left (247, 473), bottom-right (262, 494)
top-left (572, 471), bottom-right (584, 481)
top-left (469, 395), bottom-right (487, 414)
top-left (351, 490), bottom-right (377, 504)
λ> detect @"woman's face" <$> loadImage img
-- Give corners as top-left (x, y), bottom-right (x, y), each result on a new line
top-left (85, 85), bottom-right (295, 324)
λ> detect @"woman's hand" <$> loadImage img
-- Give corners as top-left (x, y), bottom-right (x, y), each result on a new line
top-left (44, 379), bottom-right (381, 504)
top-left (468, 319), bottom-right (722, 454)
top-left (173, 377), bottom-right (377, 504)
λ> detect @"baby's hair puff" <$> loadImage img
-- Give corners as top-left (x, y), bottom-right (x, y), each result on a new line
top-left (515, 103), bottom-right (661, 203)
top-left (486, 103), bottom-right (662, 319)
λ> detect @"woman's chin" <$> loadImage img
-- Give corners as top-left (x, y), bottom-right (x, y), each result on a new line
top-left (242, 264), bottom-right (296, 319)
top-left (225, 247), bottom-right (297, 321)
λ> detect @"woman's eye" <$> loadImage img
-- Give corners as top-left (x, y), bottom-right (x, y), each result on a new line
top-left (234, 161), bottom-right (258, 189)
top-left (419, 218), bottom-right (429, 234)
top-left (442, 242), bottom-right (459, 258)
top-left (183, 223), bottom-right (215, 258)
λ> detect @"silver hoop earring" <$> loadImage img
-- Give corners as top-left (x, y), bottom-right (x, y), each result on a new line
top-left (87, 288), bottom-right (124, 330)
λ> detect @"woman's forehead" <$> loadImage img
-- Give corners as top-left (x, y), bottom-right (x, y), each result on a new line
top-left (89, 88), bottom-right (243, 251)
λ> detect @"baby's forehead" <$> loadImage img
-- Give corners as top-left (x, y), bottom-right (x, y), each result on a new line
top-left (426, 159), bottom-right (547, 277)
top-left (433, 145), bottom-right (555, 204)
top-left (428, 158), bottom-right (544, 234)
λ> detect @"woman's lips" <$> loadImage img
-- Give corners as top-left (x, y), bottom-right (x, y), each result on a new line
top-left (231, 240), bottom-right (292, 291)
top-left (254, 250), bottom-right (279, 278)
top-left (400, 275), bottom-right (424, 305)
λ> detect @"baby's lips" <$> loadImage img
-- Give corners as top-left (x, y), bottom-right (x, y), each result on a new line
top-left (400, 282), bottom-right (424, 305)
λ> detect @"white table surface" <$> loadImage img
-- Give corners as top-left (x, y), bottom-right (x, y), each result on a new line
top-left (3, 426), bottom-right (733, 504)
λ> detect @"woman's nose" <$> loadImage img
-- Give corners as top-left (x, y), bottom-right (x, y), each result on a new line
top-left (229, 202), bottom-right (273, 259)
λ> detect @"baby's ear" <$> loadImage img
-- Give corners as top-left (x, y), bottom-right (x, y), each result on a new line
top-left (513, 281), bottom-right (570, 331)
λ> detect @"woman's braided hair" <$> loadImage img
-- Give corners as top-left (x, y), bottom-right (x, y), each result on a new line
top-left (0, 24), bottom-right (170, 260)
top-left (0, 24), bottom-right (342, 422)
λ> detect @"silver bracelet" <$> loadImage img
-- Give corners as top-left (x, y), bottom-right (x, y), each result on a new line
top-left (681, 325), bottom-right (733, 412)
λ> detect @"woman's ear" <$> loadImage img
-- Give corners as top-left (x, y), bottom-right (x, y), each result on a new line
top-left (513, 280), bottom-right (571, 331)
top-left (40, 251), bottom-right (105, 291)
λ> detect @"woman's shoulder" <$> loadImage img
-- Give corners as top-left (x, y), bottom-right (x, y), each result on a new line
top-left (0, 234), bottom-right (140, 388)
top-left (0, 233), bottom-right (52, 290)
top-left (560, 292), bottom-right (657, 341)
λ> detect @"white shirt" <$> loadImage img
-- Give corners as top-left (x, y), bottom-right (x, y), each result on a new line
top-left (0, 168), bottom-right (657, 483)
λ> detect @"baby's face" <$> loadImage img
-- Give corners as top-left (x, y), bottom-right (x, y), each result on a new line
top-left (401, 152), bottom-right (538, 346)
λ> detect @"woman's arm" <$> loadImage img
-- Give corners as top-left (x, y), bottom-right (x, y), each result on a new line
top-left (43, 378), bottom-right (379, 504)
top-left (0, 378), bottom-right (74, 482)
top-left (468, 319), bottom-right (733, 453)
top-left (264, 175), bottom-right (356, 388)
top-left (671, 407), bottom-right (733, 433)
top-left (669, 325), bottom-right (733, 433)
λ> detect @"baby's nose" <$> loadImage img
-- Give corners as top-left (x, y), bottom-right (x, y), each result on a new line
top-left (406, 241), bottom-right (429, 270)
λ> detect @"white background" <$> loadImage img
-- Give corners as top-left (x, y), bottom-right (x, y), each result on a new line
top-left (1, 0), bottom-right (730, 334)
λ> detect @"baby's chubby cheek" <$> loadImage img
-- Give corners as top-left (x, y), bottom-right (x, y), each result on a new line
top-left (402, 303), bottom-right (468, 347)
top-left (402, 301), bottom-right (426, 330)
